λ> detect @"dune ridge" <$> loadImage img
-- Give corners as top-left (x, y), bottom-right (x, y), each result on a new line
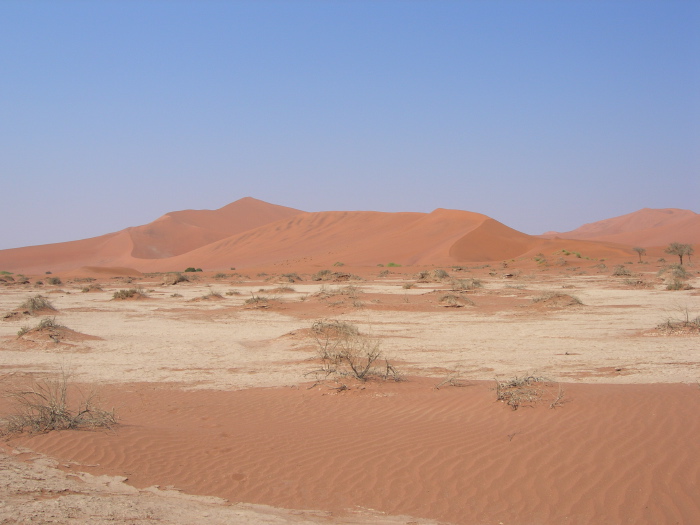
top-left (0, 199), bottom-right (696, 273)
top-left (544, 208), bottom-right (700, 247)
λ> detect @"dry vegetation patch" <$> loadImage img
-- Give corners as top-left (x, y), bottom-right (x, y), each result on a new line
top-left (531, 292), bottom-right (583, 308)
top-left (494, 375), bottom-right (564, 410)
top-left (112, 287), bottom-right (148, 300)
top-left (1, 371), bottom-right (117, 435)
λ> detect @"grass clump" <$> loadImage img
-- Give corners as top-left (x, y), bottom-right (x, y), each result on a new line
top-left (310, 320), bottom-right (400, 383)
top-left (612, 265), bottom-right (632, 277)
top-left (311, 269), bottom-right (333, 281)
top-left (439, 294), bottom-right (474, 307)
top-left (18, 295), bottom-right (56, 313)
top-left (449, 278), bottom-right (482, 291)
top-left (163, 273), bottom-right (189, 285)
top-left (81, 284), bottom-right (103, 293)
top-left (531, 292), bottom-right (582, 306)
top-left (1, 370), bottom-right (117, 435)
top-left (494, 375), bottom-right (550, 410)
top-left (46, 277), bottom-right (62, 285)
top-left (112, 287), bottom-right (147, 300)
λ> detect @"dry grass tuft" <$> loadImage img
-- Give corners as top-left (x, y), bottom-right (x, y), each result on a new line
top-left (1, 371), bottom-right (117, 435)
top-left (18, 295), bottom-right (56, 313)
top-left (112, 287), bottom-right (148, 300)
top-left (494, 375), bottom-right (550, 410)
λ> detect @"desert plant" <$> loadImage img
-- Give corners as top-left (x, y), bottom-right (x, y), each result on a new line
top-left (449, 278), bottom-right (482, 291)
top-left (46, 277), bottom-right (62, 285)
top-left (163, 272), bottom-right (188, 285)
top-left (633, 247), bottom-right (646, 262)
top-left (333, 262), bottom-right (345, 267)
top-left (612, 265), bottom-right (632, 277)
top-left (18, 295), bottom-right (56, 313)
top-left (112, 288), bottom-right (147, 300)
top-left (439, 294), bottom-right (474, 307)
top-left (184, 267), bottom-right (202, 273)
top-left (531, 292), bottom-right (582, 305)
top-left (310, 321), bottom-right (400, 383)
top-left (1, 370), bottom-right (117, 435)
top-left (378, 269), bottom-right (390, 277)
top-left (311, 269), bottom-right (333, 281)
top-left (81, 284), bottom-right (103, 293)
top-left (494, 375), bottom-right (550, 410)
top-left (386, 262), bottom-right (401, 267)
top-left (665, 242), bottom-right (694, 265)
top-left (213, 273), bottom-right (229, 279)
top-left (402, 282), bottom-right (415, 289)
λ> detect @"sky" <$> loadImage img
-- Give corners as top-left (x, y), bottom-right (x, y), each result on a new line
top-left (1, 0), bottom-right (698, 250)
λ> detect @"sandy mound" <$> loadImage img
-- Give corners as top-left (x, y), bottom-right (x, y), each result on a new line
top-left (8, 380), bottom-right (699, 525)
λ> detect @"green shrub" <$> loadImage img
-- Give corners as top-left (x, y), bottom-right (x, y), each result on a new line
top-left (386, 262), bottom-right (401, 267)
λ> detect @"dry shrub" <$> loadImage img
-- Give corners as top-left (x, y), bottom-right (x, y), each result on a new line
top-left (1, 371), bottom-right (117, 435)
top-left (112, 287), bottom-right (148, 300)
top-left (656, 306), bottom-right (700, 335)
top-left (612, 265), bottom-right (632, 277)
top-left (310, 320), bottom-right (400, 383)
top-left (18, 295), bottom-right (56, 313)
top-left (162, 272), bottom-right (189, 286)
top-left (449, 278), bottom-right (482, 291)
top-left (439, 294), bottom-right (474, 307)
top-left (531, 292), bottom-right (582, 307)
top-left (81, 284), bottom-right (103, 293)
top-left (416, 269), bottom-right (450, 282)
top-left (494, 375), bottom-right (551, 410)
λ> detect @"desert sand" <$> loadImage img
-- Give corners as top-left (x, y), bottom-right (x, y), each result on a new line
top-left (0, 201), bottom-right (698, 524)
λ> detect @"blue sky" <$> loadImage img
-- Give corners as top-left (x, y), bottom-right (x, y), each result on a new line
top-left (1, 0), bottom-right (698, 250)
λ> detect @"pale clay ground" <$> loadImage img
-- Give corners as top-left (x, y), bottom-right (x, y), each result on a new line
top-left (1, 273), bottom-right (698, 389)
top-left (1, 270), bottom-right (698, 524)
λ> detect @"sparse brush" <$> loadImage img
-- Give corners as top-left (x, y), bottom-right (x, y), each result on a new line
top-left (402, 282), bottom-right (415, 289)
top-left (112, 287), bottom-right (147, 300)
top-left (378, 269), bottom-right (390, 277)
top-left (245, 294), bottom-right (269, 306)
top-left (18, 295), bottom-right (56, 313)
top-left (272, 286), bottom-right (295, 293)
top-left (1, 370), bottom-right (117, 435)
top-left (162, 273), bottom-right (188, 286)
top-left (439, 294), bottom-right (474, 307)
top-left (449, 278), bottom-right (482, 291)
top-left (46, 277), bottom-right (62, 285)
top-left (612, 265), bottom-right (632, 276)
top-left (226, 290), bottom-right (241, 296)
top-left (36, 317), bottom-right (63, 330)
top-left (202, 288), bottom-right (223, 299)
top-left (213, 273), bottom-right (229, 279)
top-left (81, 284), bottom-right (103, 293)
top-left (531, 292), bottom-right (582, 305)
top-left (494, 375), bottom-right (550, 410)
top-left (311, 269), bottom-right (333, 281)
top-left (280, 273), bottom-right (302, 283)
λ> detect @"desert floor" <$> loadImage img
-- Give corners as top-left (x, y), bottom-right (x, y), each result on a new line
top-left (1, 261), bottom-right (699, 524)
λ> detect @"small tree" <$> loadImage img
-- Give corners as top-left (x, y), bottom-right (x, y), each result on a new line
top-left (633, 247), bottom-right (646, 262)
top-left (665, 243), bottom-right (693, 265)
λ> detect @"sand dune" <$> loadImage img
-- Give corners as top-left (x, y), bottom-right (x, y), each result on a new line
top-left (17, 380), bottom-right (700, 525)
top-left (0, 200), bottom-right (695, 274)
top-left (544, 208), bottom-right (700, 247)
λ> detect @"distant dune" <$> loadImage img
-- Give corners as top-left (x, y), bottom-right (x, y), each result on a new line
top-left (0, 199), bottom-right (695, 274)
top-left (542, 208), bottom-right (700, 247)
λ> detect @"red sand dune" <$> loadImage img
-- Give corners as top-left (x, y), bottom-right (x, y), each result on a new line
top-left (0, 200), bottom-right (694, 273)
top-left (15, 379), bottom-right (700, 525)
top-left (543, 208), bottom-right (700, 247)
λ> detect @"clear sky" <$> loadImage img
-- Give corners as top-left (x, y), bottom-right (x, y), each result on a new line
top-left (1, 0), bottom-right (698, 250)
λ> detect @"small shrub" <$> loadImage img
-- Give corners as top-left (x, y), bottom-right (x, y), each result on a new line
top-left (386, 262), bottom-right (401, 267)
top-left (310, 321), bottom-right (399, 383)
top-left (18, 295), bottom-right (56, 313)
top-left (378, 269), bottom-right (390, 277)
top-left (225, 290), bottom-right (241, 296)
top-left (531, 292), bottom-right (582, 306)
top-left (402, 282), bottom-right (415, 289)
top-left (184, 267), bottom-right (198, 273)
top-left (311, 269), bottom-right (333, 281)
top-left (213, 273), bottom-right (229, 279)
top-left (81, 284), bottom-right (103, 293)
top-left (449, 278), bottom-right (482, 291)
top-left (494, 375), bottom-right (550, 410)
top-left (1, 370), bottom-right (117, 435)
top-left (333, 262), bottom-right (345, 267)
top-left (112, 288), bottom-right (147, 300)
top-left (439, 294), bottom-right (474, 307)
top-left (46, 277), bottom-right (62, 285)
top-left (163, 273), bottom-right (188, 285)
top-left (612, 265), bottom-right (632, 277)
top-left (280, 273), bottom-right (302, 282)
